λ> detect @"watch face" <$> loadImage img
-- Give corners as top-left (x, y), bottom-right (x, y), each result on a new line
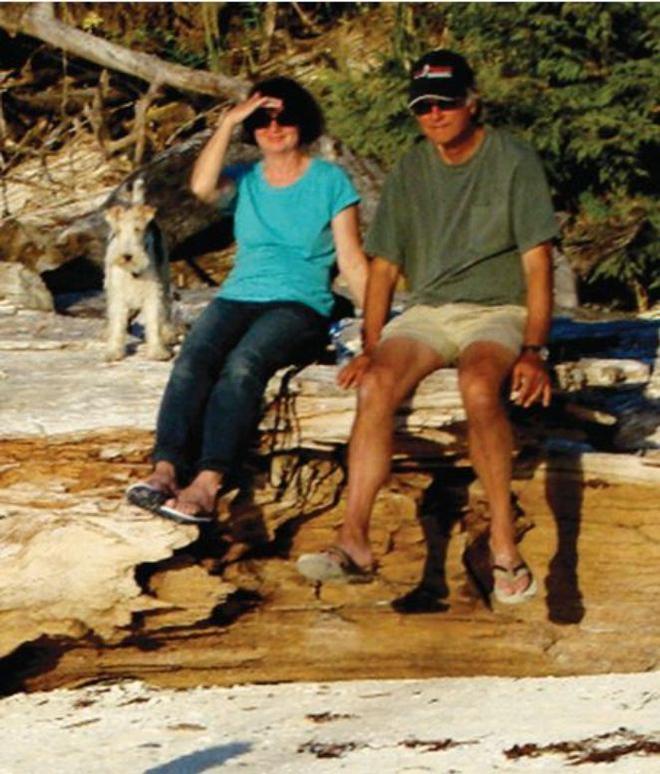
top-left (522, 345), bottom-right (549, 361)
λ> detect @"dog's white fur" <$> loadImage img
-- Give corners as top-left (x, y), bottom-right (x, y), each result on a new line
top-left (103, 181), bottom-right (175, 361)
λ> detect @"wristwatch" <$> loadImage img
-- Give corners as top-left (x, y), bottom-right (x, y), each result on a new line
top-left (520, 344), bottom-right (550, 361)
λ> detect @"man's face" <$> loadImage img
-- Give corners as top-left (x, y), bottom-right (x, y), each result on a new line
top-left (414, 98), bottom-right (477, 148)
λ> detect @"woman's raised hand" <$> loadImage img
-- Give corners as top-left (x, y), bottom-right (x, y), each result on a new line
top-left (221, 92), bottom-right (283, 128)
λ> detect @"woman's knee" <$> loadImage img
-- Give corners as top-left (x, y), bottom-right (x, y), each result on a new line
top-left (221, 348), bottom-right (270, 390)
top-left (172, 338), bottom-right (218, 379)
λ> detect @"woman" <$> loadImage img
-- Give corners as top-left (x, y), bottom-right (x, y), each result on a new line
top-left (127, 77), bottom-right (367, 523)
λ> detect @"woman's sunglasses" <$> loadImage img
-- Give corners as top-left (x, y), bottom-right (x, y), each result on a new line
top-left (410, 97), bottom-right (467, 116)
top-left (246, 108), bottom-right (298, 130)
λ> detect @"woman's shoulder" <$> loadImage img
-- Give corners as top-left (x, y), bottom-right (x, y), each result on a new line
top-left (309, 157), bottom-right (353, 182)
top-left (224, 160), bottom-right (259, 184)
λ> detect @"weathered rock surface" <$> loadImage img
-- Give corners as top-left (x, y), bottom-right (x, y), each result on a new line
top-left (0, 489), bottom-right (196, 656)
top-left (2, 429), bottom-right (658, 695)
top-left (0, 263), bottom-right (54, 312)
top-left (0, 300), bottom-right (658, 694)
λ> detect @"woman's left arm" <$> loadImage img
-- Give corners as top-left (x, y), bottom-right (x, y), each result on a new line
top-left (331, 205), bottom-right (369, 309)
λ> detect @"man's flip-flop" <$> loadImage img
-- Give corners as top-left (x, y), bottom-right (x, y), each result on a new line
top-left (126, 483), bottom-right (212, 525)
top-left (492, 560), bottom-right (537, 605)
top-left (296, 545), bottom-right (375, 584)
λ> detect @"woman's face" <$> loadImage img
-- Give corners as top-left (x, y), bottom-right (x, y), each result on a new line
top-left (253, 105), bottom-right (301, 153)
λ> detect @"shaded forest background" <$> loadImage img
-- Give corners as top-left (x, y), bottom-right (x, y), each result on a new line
top-left (1, 2), bottom-right (658, 310)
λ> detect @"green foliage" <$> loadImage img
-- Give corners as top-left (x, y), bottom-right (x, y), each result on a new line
top-left (585, 196), bottom-right (659, 311)
top-left (319, 61), bottom-right (416, 169)
top-left (320, 3), bottom-right (659, 310)
top-left (128, 27), bottom-right (207, 69)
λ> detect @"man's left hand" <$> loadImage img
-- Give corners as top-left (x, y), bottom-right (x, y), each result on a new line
top-left (510, 351), bottom-right (552, 408)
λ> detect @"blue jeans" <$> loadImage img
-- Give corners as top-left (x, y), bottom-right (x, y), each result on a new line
top-left (153, 297), bottom-right (326, 480)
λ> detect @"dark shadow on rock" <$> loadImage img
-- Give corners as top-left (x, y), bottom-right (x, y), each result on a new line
top-left (0, 636), bottom-right (68, 697)
top-left (544, 453), bottom-right (586, 624)
top-left (143, 742), bottom-right (252, 774)
top-left (461, 531), bottom-right (493, 610)
top-left (391, 467), bottom-right (472, 614)
top-left (207, 589), bottom-right (263, 627)
top-left (42, 255), bottom-right (104, 295)
top-left (390, 585), bottom-right (450, 614)
top-left (54, 288), bottom-right (105, 316)
top-left (170, 217), bottom-right (234, 265)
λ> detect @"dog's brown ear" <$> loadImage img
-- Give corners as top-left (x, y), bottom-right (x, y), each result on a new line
top-left (104, 205), bottom-right (124, 228)
top-left (135, 204), bottom-right (156, 224)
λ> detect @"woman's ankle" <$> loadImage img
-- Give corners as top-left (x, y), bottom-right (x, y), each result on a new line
top-left (153, 460), bottom-right (176, 477)
top-left (192, 469), bottom-right (224, 495)
top-left (146, 461), bottom-right (178, 490)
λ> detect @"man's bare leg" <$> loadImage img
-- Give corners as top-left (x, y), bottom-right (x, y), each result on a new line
top-left (337, 337), bottom-right (444, 569)
top-left (458, 341), bottom-right (531, 595)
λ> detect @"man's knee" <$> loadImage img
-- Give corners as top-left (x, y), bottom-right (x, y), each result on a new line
top-left (459, 369), bottom-right (505, 416)
top-left (357, 363), bottom-right (400, 411)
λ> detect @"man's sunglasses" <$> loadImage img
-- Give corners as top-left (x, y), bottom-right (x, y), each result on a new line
top-left (410, 97), bottom-right (467, 116)
top-left (246, 108), bottom-right (298, 130)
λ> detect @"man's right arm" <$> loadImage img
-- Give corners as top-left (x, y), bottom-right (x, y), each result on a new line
top-left (337, 257), bottom-right (400, 388)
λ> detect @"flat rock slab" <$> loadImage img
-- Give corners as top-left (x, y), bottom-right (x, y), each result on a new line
top-left (0, 488), bottom-right (197, 658)
top-left (0, 674), bottom-right (658, 772)
top-left (5, 452), bottom-right (656, 692)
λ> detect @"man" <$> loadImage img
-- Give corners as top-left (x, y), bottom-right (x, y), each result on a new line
top-left (298, 50), bottom-right (558, 604)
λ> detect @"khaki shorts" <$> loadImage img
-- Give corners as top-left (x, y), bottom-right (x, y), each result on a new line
top-left (380, 303), bottom-right (527, 365)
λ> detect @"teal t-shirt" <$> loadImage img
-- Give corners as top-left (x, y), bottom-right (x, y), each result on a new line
top-left (217, 158), bottom-right (360, 317)
top-left (365, 127), bottom-right (559, 307)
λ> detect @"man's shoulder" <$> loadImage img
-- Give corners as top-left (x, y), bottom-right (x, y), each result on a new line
top-left (488, 127), bottom-right (542, 164)
top-left (388, 138), bottom-right (429, 179)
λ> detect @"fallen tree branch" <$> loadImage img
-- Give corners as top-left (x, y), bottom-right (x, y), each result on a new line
top-left (0, 3), bottom-right (249, 101)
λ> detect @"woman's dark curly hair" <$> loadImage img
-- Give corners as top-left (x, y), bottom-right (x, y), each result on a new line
top-left (241, 77), bottom-right (324, 146)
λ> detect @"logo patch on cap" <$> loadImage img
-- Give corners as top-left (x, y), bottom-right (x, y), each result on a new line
top-left (414, 65), bottom-right (453, 80)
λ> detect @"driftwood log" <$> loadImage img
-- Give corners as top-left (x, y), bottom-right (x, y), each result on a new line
top-left (0, 3), bottom-right (248, 100)
top-left (259, 358), bottom-right (656, 458)
top-left (1, 127), bottom-right (383, 282)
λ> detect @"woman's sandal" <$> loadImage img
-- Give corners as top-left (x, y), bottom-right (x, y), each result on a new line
top-left (492, 559), bottom-right (538, 605)
top-left (296, 545), bottom-right (375, 584)
top-left (126, 482), bottom-right (214, 525)
top-left (126, 482), bottom-right (171, 510)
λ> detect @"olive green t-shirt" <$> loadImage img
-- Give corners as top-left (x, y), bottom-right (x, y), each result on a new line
top-left (365, 127), bottom-right (559, 306)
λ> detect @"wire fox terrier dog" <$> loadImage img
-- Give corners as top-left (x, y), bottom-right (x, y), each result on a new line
top-left (103, 180), bottom-right (175, 361)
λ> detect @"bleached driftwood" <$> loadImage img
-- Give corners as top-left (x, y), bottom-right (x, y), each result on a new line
top-left (555, 358), bottom-right (650, 391)
top-left (259, 359), bottom-right (654, 454)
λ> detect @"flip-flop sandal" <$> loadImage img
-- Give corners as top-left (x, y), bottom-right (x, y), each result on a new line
top-left (150, 503), bottom-right (214, 526)
top-left (296, 545), bottom-right (375, 584)
top-left (126, 482), bottom-right (171, 510)
top-left (492, 560), bottom-right (537, 605)
top-left (127, 483), bottom-right (213, 525)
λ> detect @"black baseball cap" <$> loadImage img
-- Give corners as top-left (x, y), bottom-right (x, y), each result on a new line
top-left (408, 50), bottom-right (475, 108)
